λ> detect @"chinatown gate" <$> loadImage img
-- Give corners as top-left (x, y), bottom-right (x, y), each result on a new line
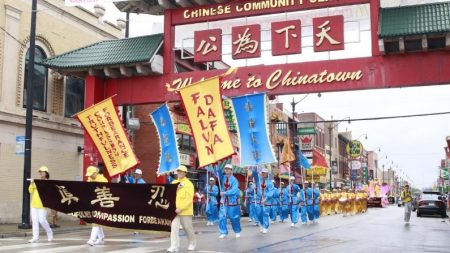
top-left (44, 0), bottom-right (450, 181)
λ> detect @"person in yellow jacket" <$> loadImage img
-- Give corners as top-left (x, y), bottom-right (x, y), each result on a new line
top-left (401, 184), bottom-right (413, 224)
top-left (167, 165), bottom-right (196, 252)
top-left (28, 166), bottom-right (53, 243)
top-left (85, 166), bottom-right (108, 246)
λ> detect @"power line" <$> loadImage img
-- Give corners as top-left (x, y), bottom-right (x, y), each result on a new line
top-left (0, 26), bottom-right (26, 47)
top-left (269, 111), bottom-right (450, 124)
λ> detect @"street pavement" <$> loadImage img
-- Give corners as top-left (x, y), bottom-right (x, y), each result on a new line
top-left (1, 206), bottom-right (449, 253)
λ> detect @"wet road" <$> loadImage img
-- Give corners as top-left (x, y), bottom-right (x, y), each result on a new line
top-left (1, 206), bottom-right (449, 252)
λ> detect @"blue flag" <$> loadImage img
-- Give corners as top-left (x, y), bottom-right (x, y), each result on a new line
top-left (232, 93), bottom-right (277, 166)
top-left (298, 148), bottom-right (311, 170)
top-left (150, 104), bottom-right (180, 175)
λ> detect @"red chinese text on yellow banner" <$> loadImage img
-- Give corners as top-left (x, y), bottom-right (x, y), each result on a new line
top-left (179, 77), bottom-right (234, 167)
top-left (76, 97), bottom-right (139, 176)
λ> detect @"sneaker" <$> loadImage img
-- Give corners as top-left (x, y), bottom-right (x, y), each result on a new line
top-left (313, 219), bottom-right (318, 224)
top-left (235, 233), bottom-right (241, 238)
top-left (47, 236), bottom-right (53, 242)
top-left (167, 247), bottom-right (179, 252)
top-left (270, 221), bottom-right (274, 224)
top-left (290, 223), bottom-right (295, 227)
top-left (301, 222), bottom-right (306, 225)
top-left (94, 238), bottom-right (104, 245)
top-left (218, 234), bottom-right (226, 239)
top-left (53, 224), bottom-right (60, 228)
top-left (187, 244), bottom-right (196, 251)
top-left (179, 225), bottom-right (183, 230)
top-left (87, 239), bottom-right (95, 246)
top-left (262, 228), bottom-right (268, 234)
top-left (28, 238), bottom-right (39, 243)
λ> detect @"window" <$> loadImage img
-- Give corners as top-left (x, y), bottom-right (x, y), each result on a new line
top-left (23, 46), bottom-right (48, 111)
top-left (64, 77), bottom-right (85, 117)
top-left (177, 133), bottom-right (196, 152)
top-left (275, 122), bottom-right (287, 136)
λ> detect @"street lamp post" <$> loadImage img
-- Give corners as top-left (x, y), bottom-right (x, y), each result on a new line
top-left (19, 0), bottom-right (37, 229)
top-left (328, 116), bottom-right (350, 190)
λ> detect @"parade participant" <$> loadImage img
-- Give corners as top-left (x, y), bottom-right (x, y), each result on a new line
top-left (349, 189), bottom-right (356, 216)
top-left (362, 190), bottom-right (368, 213)
top-left (284, 176), bottom-right (300, 227)
top-left (28, 166), bottom-right (53, 243)
top-left (299, 182), bottom-right (308, 224)
top-left (245, 181), bottom-right (258, 225)
top-left (279, 182), bottom-right (289, 223)
top-left (218, 164), bottom-right (242, 239)
top-left (86, 166), bottom-right (108, 246)
top-left (312, 183), bottom-right (321, 222)
top-left (319, 189), bottom-right (326, 216)
top-left (270, 180), bottom-right (280, 224)
top-left (168, 165), bottom-right (196, 252)
top-left (401, 184), bottom-right (413, 224)
top-left (204, 177), bottom-right (219, 226)
top-left (133, 169), bottom-right (146, 184)
top-left (331, 189), bottom-right (339, 215)
top-left (305, 182), bottom-right (315, 222)
top-left (253, 167), bottom-right (275, 234)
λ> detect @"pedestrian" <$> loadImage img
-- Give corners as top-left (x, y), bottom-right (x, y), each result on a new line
top-left (167, 165), bottom-right (196, 252)
top-left (49, 209), bottom-right (60, 228)
top-left (253, 167), bottom-right (275, 234)
top-left (194, 189), bottom-right (204, 217)
top-left (218, 164), bottom-right (242, 239)
top-left (245, 181), bottom-right (259, 226)
top-left (401, 184), bottom-right (413, 224)
top-left (278, 182), bottom-right (289, 223)
top-left (284, 176), bottom-right (300, 227)
top-left (204, 177), bottom-right (219, 226)
top-left (28, 166), bottom-right (53, 243)
top-left (299, 183), bottom-right (308, 224)
top-left (85, 166), bottom-right (108, 246)
top-left (313, 183), bottom-right (321, 222)
top-left (133, 169), bottom-right (146, 184)
top-left (270, 180), bottom-right (280, 224)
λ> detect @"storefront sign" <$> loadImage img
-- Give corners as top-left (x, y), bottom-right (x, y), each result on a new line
top-left (176, 123), bottom-right (192, 135)
top-left (180, 153), bottom-right (194, 167)
top-left (15, 136), bottom-right (25, 155)
top-left (298, 127), bottom-right (317, 135)
top-left (350, 160), bottom-right (362, 170)
top-left (331, 161), bottom-right (338, 174)
top-left (300, 135), bottom-right (314, 150)
top-left (346, 140), bottom-right (363, 158)
top-left (35, 180), bottom-right (177, 231)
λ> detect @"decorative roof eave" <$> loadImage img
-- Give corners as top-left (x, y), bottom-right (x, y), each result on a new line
top-left (54, 55), bottom-right (163, 79)
top-left (114, 0), bottom-right (230, 15)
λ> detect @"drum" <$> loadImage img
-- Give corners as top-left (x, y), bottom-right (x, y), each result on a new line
top-left (339, 197), bottom-right (347, 203)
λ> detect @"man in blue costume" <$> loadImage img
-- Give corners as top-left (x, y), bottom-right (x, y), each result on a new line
top-left (245, 181), bottom-right (258, 225)
top-left (270, 180), bottom-right (280, 224)
top-left (300, 182), bottom-right (308, 225)
top-left (218, 164), bottom-right (242, 239)
top-left (279, 182), bottom-right (289, 223)
top-left (284, 176), bottom-right (300, 227)
top-left (204, 177), bottom-right (219, 226)
top-left (313, 183), bottom-right (321, 223)
top-left (305, 181), bottom-right (315, 223)
top-left (253, 167), bottom-right (275, 234)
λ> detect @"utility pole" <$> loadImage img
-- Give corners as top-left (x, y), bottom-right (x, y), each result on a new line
top-left (19, 0), bottom-right (37, 229)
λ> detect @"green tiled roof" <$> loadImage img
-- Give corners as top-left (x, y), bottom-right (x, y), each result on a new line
top-left (379, 2), bottom-right (450, 38)
top-left (43, 33), bottom-right (163, 69)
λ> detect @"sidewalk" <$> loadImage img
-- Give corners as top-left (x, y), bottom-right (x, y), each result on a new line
top-left (0, 220), bottom-right (89, 239)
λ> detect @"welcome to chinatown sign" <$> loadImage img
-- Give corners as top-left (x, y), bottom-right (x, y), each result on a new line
top-left (164, 0), bottom-right (372, 95)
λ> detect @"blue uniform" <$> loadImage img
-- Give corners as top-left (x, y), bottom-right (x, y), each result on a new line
top-left (270, 186), bottom-right (280, 222)
top-left (245, 184), bottom-right (258, 224)
top-left (299, 188), bottom-right (308, 223)
top-left (313, 187), bottom-right (321, 220)
top-left (284, 183), bottom-right (300, 224)
top-left (218, 172), bottom-right (241, 235)
top-left (256, 177), bottom-right (276, 229)
top-left (279, 187), bottom-right (289, 222)
top-left (305, 187), bottom-right (315, 221)
top-left (204, 184), bottom-right (219, 224)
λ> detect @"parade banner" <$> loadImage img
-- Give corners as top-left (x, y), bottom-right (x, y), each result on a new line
top-left (34, 180), bottom-right (177, 231)
top-left (232, 93), bottom-right (277, 166)
top-left (280, 138), bottom-right (295, 165)
top-left (179, 76), bottom-right (234, 167)
top-left (76, 97), bottom-right (139, 177)
top-left (298, 148), bottom-right (311, 169)
top-left (150, 104), bottom-right (180, 175)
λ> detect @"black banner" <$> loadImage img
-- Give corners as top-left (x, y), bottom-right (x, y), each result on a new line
top-left (34, 180), bottom-right (177, 232)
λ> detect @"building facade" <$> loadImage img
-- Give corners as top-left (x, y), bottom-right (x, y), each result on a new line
top-left (0, 0), bottom-right (121, 223)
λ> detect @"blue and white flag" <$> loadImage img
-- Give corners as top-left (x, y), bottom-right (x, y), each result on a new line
top-left (150, 104), bottom-right (180, 175)
top-left (232, 93), bottom-right (277, 166)
top-left (298, 148), bottom-right (311, 170)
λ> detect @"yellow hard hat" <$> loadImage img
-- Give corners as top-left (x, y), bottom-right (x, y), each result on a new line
top-left (38, 166), bottom-right (49, 172)
top-left (85, 166), bottom-right (98, 177)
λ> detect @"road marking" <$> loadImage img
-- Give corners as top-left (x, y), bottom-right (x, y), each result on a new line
top-left (0, 242), bottom-right (59, 251)
top-left (106, 247), bottom-right (167, 253)
top-left (21, 244), bottom-right (96, 253)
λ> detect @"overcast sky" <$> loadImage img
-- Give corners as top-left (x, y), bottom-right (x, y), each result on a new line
top-left (83, 0), bottom-right (450, 189)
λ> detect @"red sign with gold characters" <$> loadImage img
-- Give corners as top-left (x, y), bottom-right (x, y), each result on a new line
top-left (232, 24), bottom-right (261, 60)
top-left (194, 28), bottom-right (222, 62)
top-left (313, 15), bottom-right (344, 52)
top-left (271, 20), bottom-right (301, 56)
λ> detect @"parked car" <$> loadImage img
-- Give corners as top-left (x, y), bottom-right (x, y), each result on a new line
top-left (417, 192), bottom-right (447, 218)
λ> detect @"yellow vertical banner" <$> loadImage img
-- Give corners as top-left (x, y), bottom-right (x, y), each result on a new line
top-left (179, 76), bottom-right (234, 167)
top-left (76, 97), bottom-right (139, 176)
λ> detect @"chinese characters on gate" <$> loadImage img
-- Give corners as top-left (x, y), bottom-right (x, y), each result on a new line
top-left (194, 15), bottom-right (344, 62)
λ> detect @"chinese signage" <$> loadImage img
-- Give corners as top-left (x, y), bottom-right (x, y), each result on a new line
top-left (223, 99), bottom-right (237, 132)
top-left (180, 153), bottom-right (194, 167)
top-left (298, 127), bottom-right (317, 135)
top-left (76, 97), bottom-right (139, 177)
top-left (346, 140), bottom-right (363, 158)
top-left (350, 160), bottom-right (362, 170)
top-left (193, 16), bottom-right (344, 62)
top-left (34, 180), bottom-right (177, 231)
top-left (300, 135), bottom-right (314, 150)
